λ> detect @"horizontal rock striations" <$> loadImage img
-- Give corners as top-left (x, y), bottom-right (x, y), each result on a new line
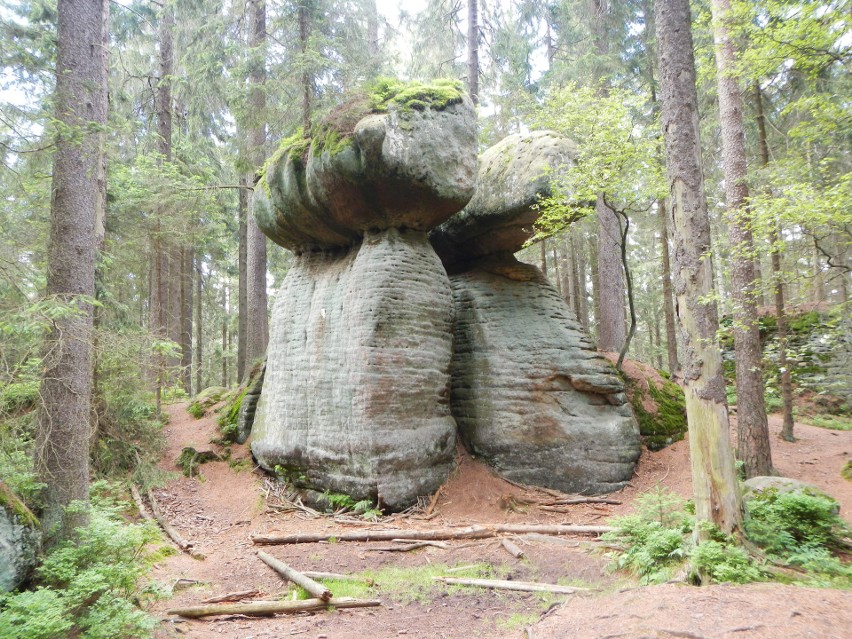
top-left (433, 132), bottom-right (641, 494)
top-left (251, 81), bottom-right (475, 510)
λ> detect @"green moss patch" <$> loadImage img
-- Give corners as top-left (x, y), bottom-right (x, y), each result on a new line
top-left (0, 480), bottom-right (39, 528)
top-left (176, 447), bottom-right (222, 478)
top-left (367, 77), bottom-right (465, 113)
top-left (621, 366), bottom-right (687, 451)
top-left (217, 387), bottom-right (248, 444)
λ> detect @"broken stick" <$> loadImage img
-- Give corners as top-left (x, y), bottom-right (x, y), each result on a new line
top-left (257, 550), bottom-right (332, 601)
top-left (434, 577), bottom-right (589, 595)
top-left (167, 597), bottom-right (380, 619)
top-left (129, 484), bottom-right (152, 520)
top-left (251, 523), bottom-right (613, 545)
top-left (200, 589), bottom-right (261, 604)
top-left (501, 538), bottom-right (525, 559)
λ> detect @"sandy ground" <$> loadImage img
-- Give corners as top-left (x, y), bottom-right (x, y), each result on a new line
top-left (146, 403), bottom-right (852, 639)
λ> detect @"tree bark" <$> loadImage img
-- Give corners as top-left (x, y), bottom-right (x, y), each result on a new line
top-left (195, 255), bottom-right (203, 393)
top-left (36, 0), bottom-right (108, 543)
top-left (597, 196), bottom-right (627, 352)
top-left (467, 0), bottom-right (479, 104)
top-left (433, 577), bottom-right (587, 595)
top-left (168, 598), bottom-right (381, 619)
top-left (237, 175), bottom-right (248, 381)
top-left (246, 0), bottom-right (269, 368)
top-left (711, 0), bottom-right (773, 477)
top-left (574, 232), bottom-right (589, 330)
top-left (658, 198), bottom-right (680, 375)
top-left (656, 0), bottom-right (743, 538)
top-left (181, 248), bottom-right (193, 394)
top-left (299, 1), bottom-right (312, 134)
top-left (257, 551), bottom-right (332, 601)
top-left (252, 524), bottom-right (613, 545)
top-left (539, 238), bottom-right (548, 277)
top-left (754, 83), bottom-right (795, 442)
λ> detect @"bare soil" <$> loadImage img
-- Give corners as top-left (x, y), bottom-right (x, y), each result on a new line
top-left (148, 403), bottom-right (852, 639)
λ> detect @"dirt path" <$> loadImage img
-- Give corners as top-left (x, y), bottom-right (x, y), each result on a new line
top-left (148, 403), bottom-right (851, 639)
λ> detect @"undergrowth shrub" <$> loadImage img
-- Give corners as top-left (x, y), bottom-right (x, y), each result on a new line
top-left (0, 482), bottom-right (161, 639)
top-left (604, 487), bottom-right (851, 587)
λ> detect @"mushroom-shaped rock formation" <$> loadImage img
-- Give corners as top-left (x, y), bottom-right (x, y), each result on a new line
top-left (431, 131), bottom-right (641, 494)
top-left (251, 80), bottom-right (477, 510)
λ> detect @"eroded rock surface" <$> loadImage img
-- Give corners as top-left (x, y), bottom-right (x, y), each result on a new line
top-left (434, 132), bottom-right (640, 493)
top-left (1, 482), bottom-right (40, 592)
top-left (252, 84), bottom-right (474, 510)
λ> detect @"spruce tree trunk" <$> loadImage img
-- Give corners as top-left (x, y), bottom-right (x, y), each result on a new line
top-left (181, 248), bottom-right (193, 394)
top-left (539, 238), bottom-right (548, 277)
top-left (237, 175), bottom-right (248, 381)
top-left (656, 0), bottom-right (743, 538)
top-left (195, 255), bottom-right (203, 394)
top-left (246, 0), bottom-right (269, 368)
top-left (576, 232), bottom-right (589, 331)
top-left (659, 198), bottom-right (680, 375)
top-left (299, 1), bottom-right (312, 134)
top-left (467, 0), bottom-right (479, 104)
top-left (755, 83), bottom-right (795, 442)
top-left (711, 0), bottom-right (772, 477)
top-left (36, 0), bottom-right (108, 543)
top-left (597, 196), bottom-right (627, 352)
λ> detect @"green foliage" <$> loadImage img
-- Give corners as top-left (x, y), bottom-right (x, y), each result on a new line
top-left (744, 488), bottom-right (851, 584)
top-left (803, 414), bottom-right (852, 431)
top-left (842, 460), bottom-right (852, 481)
top-left (690, 539), bottom-right (763, 584)
top-left (321, 491), bottom-right (382, 520)
top-left (0, 448), bottom-right (45, 510)
top-left (187, 402), bottom-right (204, 419)
top-left (745, 489), bottom-right (847, 555)
top-left (530, 83), bottom-right (665, 239)
top-left (0, 483), bottom-right (159, 639)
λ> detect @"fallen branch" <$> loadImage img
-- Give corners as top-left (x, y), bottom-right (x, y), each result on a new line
top-left (367, 540), bottom-right (449, 552)
top-left (543, 497), bottom-right (622, 506)
top-left (393, 539), bottom-right (449, 548)
top-left (501, 538), bottom-right (525, 558)
top-left (434, 577), bottom-right (589, 595)
top-left (257, 551), bottom-right (332, 601)
top-left (200, 589), bottom-right (260, 604)
top-left (129, 484), bottom-right (152, 520)
top-left (252, 524), bottom-right (613, 546)
top-left (167, 596), bottom-right (380, 619)
top-left (302, 571), bottom-right (375, 585)
top-left (146, 488), bottom-right (196, 555)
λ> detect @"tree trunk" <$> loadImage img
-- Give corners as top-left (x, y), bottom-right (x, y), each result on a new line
top-left (754, 83), bottom-right (795, 442)
top-left (246, 0), bottom-right (269, 369)
top-left (658, 198), bottom-right (680, 375)
top-left (221, 285), bottom-right (228, 388)
top-left (656, 0), bottom-right (743, 538)
top-left (812, 243), bottom-right (825, 303)
top-left (575, 232), bottom-right (589, 330)
top-left (711, 0), bottom-right (772, 477)
top-left (551, 245), bottom-right (560, 295)
top-left (35, 0), bottom-right (108, 543)
top-left (237, 175), bottom-right (248, 381)
top-left (467, 0), bottom-right (479, 104)
top-left (589, 231), bottom-right (600, 337)
top-left (181, 248), bottom-right (193, 394)
top-left (195, 255), bottom-right (203, 394)
top-left (597, 196), bottom-right (626, 352)
top-left (367, 0), bottom-right (380, 65)
top-left (539, 238), bottom-right (548, 277)
top-left (299, 1), bottom-right (312, 134)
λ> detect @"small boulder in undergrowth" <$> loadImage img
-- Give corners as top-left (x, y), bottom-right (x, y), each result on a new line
top-left (187, 386), bottom-right (228, 419)
top-left (0, 480), bottom-right (41, 592)
top-left (176, 447), bottom-right (222, 478)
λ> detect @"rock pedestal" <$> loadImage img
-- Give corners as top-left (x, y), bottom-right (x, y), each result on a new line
top-left (251, 83), bottom-right (476, 510)
top-left (252, 87), bottom-right (639, 509)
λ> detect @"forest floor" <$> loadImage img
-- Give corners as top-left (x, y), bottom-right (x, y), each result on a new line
top-left (147, 402), bottom-right (852, 639)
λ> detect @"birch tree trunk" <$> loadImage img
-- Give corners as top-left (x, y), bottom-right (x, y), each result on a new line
top-left (36, 0), bottom-right (108, 543)
top-left (710, 0), bottom-right (773, 477)
top-left (656, 0), bottom-right (743, 538)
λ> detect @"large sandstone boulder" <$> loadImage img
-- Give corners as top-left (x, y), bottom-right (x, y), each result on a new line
top-left (1, 481), bottom-right (40, 592)
top-left (431, 130), bottom-right (576, 270)
top-left (251, 81), bottom-right (476, 510)
top-left (432, 132), bottom-right (641, 494)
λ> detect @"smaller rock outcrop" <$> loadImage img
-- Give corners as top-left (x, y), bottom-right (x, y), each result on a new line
top-left (431, 131), bottom-right (641, 494)
top-left (0, 481), bottom-right (40, 592)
